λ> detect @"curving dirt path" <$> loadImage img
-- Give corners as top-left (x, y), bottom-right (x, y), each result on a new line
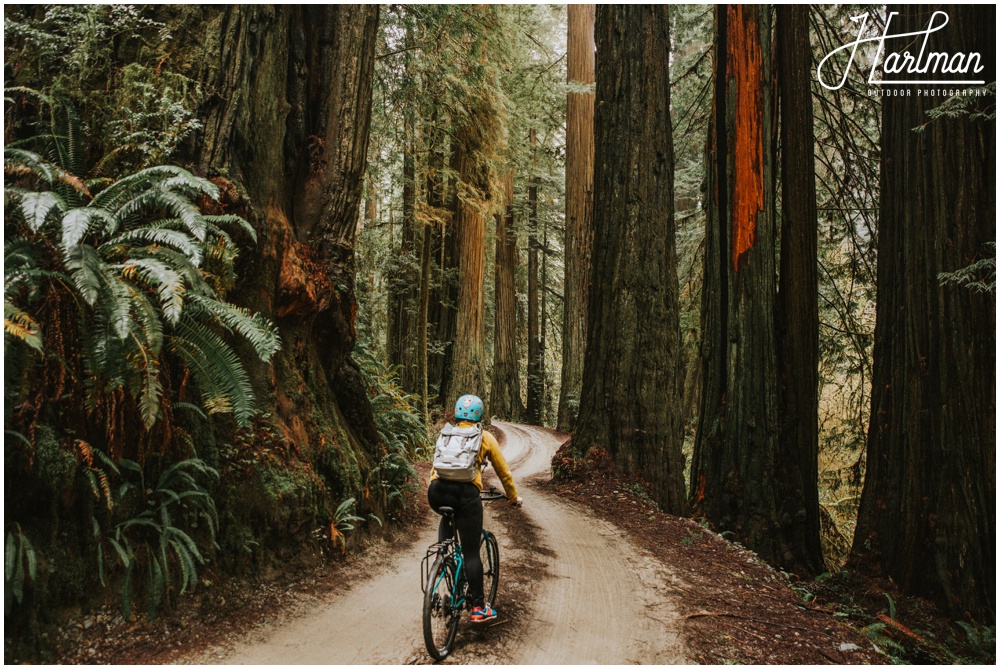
top-left (188, 422), bottom-right (687, 664)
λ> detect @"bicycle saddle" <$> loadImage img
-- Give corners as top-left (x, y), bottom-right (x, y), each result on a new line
top-left (438, 506), bottom-right (455, 517)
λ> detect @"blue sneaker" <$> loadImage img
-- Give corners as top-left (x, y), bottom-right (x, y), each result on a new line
top-left (470, 604), bottom-right (497, 623)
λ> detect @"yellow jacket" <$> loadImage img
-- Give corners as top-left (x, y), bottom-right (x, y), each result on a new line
top-left (431, 422), bottom-right (519, 500)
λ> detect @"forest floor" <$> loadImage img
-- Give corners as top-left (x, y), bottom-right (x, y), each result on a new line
top-left (19, 424), bottom-right (989, 665)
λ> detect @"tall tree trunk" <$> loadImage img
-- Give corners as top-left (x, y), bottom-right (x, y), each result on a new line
top-left (196, 6), bottom-right (386, 515)
top-left (573, 5), bottom-right (686, 514)
top-left (395, 113), bottom-right (419, 390)
top-left (775, 5), bottom-right (823, 576)
top-left (448, 128), bottom-right (488, 404)
top-left (434, 140), bottom-right (462, 404)
top-left (417, 221), bottom-right (433, 422)
top-left (850, 5), bottom-right (995, 620)
top-left (558, 3), bottom-right (596, 432)
top-left (491, 172), bottom-right (524, 420)
top-left (526, 130), bottom-right (544, 424)
top-left (418, 110), bottom-right (445, 421)
top-left (691, 6), bottom-right (788, 566)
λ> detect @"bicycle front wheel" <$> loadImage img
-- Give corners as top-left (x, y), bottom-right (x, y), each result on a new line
top-left (423, 556), bottom-right (461, 660)
top-left (481, 531), bottom-right (500, 607)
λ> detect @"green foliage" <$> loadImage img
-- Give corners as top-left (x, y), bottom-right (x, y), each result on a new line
top-left (862, 621), bottom-right (908, 662)
top-left (954, 621), bottom-right (995, 663)
top-left (4, 95), bottom-right (279, 430)
top-left (101, 456), bottom-right (219, 620)
top-left (357, 346), bottom-right (428, 455)
top-left (328, 497), bottom-right (381, 551)
top-left (5, 526), bottom-right (38, 616)
top-left (355, 344), bottom-right (423, 505)
top-left (5, 6), bottom-right (202, 174)
top-left (938, 243), bottom-right (995, 294)
top-left (918, 82), bottom-right (996, 127)
top-left (103, 63), bottom-right (204, 171)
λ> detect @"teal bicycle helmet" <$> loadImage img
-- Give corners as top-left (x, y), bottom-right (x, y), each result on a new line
top-left (454, 394), bottom-right (485, 422)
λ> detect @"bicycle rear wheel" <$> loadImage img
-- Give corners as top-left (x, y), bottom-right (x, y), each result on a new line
top-left (481, 531), bottom-right (500, 607)
top-left (423, 556), bottom-right (461, 660)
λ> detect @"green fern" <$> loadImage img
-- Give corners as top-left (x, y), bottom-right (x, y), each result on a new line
top-left (186, 294), bottom-right (281, 363)
top-left (4, 525), bottom-right (38, 616)
top-left (100, 457), bottom-right (219, 620)
top-left (5, 98), bottom-right (280, 433)
top-left (168, 321), bottom-right (250, 424)
top-left (4, 301), bottom-right (44, 352)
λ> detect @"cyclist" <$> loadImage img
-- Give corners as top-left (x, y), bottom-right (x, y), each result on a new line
top-left (428, 394), bottom-right (523, 623)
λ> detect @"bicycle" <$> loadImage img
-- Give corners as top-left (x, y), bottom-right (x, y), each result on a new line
top-left (421, 488), bottom-right (504, 661)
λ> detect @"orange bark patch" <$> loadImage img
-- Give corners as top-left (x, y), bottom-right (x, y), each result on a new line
top-left (727, 6), bottom-right (764, 272)
top-left (271, 205), bottom-right (332, 317)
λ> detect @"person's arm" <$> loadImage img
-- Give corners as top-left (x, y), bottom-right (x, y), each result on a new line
top-left (483, 432), bottom-right (521, 504)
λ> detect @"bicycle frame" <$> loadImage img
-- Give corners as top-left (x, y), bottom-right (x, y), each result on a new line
top-left (421, 488), bottom-right (504, 661)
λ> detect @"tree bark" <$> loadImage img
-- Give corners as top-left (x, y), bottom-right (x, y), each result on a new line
top-left (691, 6), bottom-right (789, 566)
top-left (573, 5), bottom-right (686, 514)
top-left (850, 5), bottom-right (996, 620)
top-left (491, 172), bottom-right (524, 420)
top-left (775, 5), bottom-right (824, 576)
top-left (194, 6), bottom-right (387, 518)
top-left (393, 111), bottom-right (419, 390)
top-left (558, 3), bottom-right (596, 433)
top-left (416, 112), bottom-right (444, 421)
top-left (448, 127), bottom-right (488, 404)
top-left (526, 129), bottom-right (544, 424)
top-left (433, 140), bottom-right (462, 404)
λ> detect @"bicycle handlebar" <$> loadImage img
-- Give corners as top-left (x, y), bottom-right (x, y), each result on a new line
top-left (480, 488), bottom-right (506, 502)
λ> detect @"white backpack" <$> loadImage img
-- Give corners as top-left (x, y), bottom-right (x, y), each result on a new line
top-left (433, 422), bottom-right (484, 482)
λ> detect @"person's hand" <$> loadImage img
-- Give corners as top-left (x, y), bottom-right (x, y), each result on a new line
top-left (510, 496), bottom-right (523, 507)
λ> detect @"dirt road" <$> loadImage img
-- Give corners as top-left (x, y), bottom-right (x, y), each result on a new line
top-left (191, 422), bottom-right (687, 664)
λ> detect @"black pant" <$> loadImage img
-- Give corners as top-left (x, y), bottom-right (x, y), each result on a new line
top-left (427, 478), bottom-right (486, 607)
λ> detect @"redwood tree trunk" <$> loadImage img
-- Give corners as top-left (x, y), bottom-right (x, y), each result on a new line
top-left (775, 5), bottom-right (823, 576)
top-left (526, 130), bottom-right (544, 424)
top-left (195, 6), bottom-right (387, 517)
top-left (851, 5), bottom-right (995, 620)
top-left (433, 141), bottom-right (462, 404)
top-left (393, 114), bottom-right (419, 390)
top-left (558, 3), bottom-right (596, 433)
top-left (491, 172), bottom-right (524, 420)
top-left (691, 6), bottom-right (788, 567)
top-left (448, 129), bottom-right (488, 403)
top-left (573, 5), bottom-right (686, 514)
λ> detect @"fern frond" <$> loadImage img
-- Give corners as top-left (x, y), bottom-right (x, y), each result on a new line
top-left (172, 401), bottom-right (208, 422)
top-left (161, 174), bottom-right (219, 201)
top-left (63, 243), bottom-right (103, 304)
top-left (115, 188), bottom-right (206, 241)
top-left (4, 301), bottom-right (44, 352)
top-left (176, 542), bottom-right (199, 594)
top-left (112, 226), bottom-right (203, 265)
top-left (203, 215), bottom-right (256, 244)
top-left (147, 555), bottom-right (165, 619)
top-left (54, 98), bottom-right (85, 176)
top-left (4, 148), bottom-right (90, 195)
top-left (17, 191), bottom-right (66, 232)
top-left (91, 165), bottom-right (189, 210)
top-left (144, 246), bottom-right (211, 295)
top-left (168, 319), bottom-right (256, 426)
top-left (102, 272), bottom-right (134, 341)
top-left (121, 560), bottom-right (134, 620)
top-left (126, 284), bottom-right (164, 356)
top-left (137, 348), bottom-right (163, 430)
top-left (187, 294), bottom-right (281, 362)
top-left (118, 257), bottom-right (184, 325)
top-left (60, 207), bottom-right (114, 250)
top-left (4, 86), bottom-right (54, 107)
